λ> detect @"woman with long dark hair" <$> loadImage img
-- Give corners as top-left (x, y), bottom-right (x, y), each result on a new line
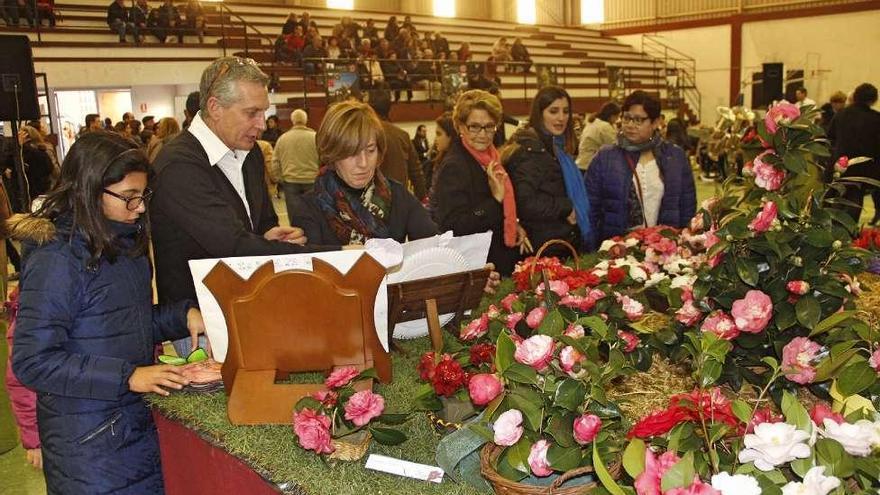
top-left (10, 132), bottom-right (204, 494)
top-left (503, 86), bottom-right (593, 254)
top-left (426, 113), bottom-right (455, 195)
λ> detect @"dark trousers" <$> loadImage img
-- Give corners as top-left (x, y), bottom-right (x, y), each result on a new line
top-left (151, 25), bottom-right (183, 43)
top-left (282, 181), bottom-right (314, 220)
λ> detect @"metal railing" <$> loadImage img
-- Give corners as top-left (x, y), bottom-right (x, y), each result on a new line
top-left (215, 3), bottom-right (273, 58)
top-left (641, 34), bottom-right (701, 117)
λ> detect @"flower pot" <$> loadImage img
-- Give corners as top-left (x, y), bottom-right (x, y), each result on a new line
top-left (329, 430), bottom-right (371, 461)
top-left (479, 444), bottom-right (620, 495)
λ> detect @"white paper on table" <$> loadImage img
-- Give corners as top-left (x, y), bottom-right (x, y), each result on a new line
top-left (385, 231), bottom-right (492, 283)
top-left (364, 454), bottom-right (444, 483)
top-left (189, 250), bottom-right (389, 363)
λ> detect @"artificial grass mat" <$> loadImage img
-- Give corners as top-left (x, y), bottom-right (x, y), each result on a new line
top-left (147, 337), bottom-right (485, 495)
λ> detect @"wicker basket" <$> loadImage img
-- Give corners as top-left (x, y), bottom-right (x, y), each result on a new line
top-left (479, 444), bottom-right (620, 495)
top-left (527, 239), bottom-right (580, 290)
top-left (329, 430), bottom-right (371, 461)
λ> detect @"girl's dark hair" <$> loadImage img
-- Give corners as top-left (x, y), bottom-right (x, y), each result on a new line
top-left (528, 85), bottom-right (575, 155)
top-left (35, 131), bottom-right (151, 265)
top-left (622, 90), bottom-right (661, 121)
top-left (430, 113), bottom-right (456, 192)
top-left (593, 101), bottom-right (621, 123)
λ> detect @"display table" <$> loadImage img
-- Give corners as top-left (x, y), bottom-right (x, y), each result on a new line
top-left (148, 338), bottom-right (484, 495)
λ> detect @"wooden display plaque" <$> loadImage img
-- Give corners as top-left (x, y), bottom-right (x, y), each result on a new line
top-left (203, 255), bottom-right (392, 425)
top-left (387, 268), bottom-right (492, 352)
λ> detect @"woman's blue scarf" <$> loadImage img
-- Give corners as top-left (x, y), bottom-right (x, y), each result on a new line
top-left (553, 135), bottom-right (592, 246)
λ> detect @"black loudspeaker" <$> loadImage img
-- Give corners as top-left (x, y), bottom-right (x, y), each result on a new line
top-left (762, 62), bottom-right (784, 106)
top-left (0, 35), bottom-right (39, 121)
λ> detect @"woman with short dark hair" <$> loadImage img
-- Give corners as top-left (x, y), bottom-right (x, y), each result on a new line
top-left (585, 90), bottom-right (696, 243)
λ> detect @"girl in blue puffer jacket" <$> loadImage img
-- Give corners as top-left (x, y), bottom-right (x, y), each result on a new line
top-left (11, 132), bottom-right (204, 494)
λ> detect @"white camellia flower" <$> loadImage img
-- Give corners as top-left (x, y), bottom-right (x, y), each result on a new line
top-left (598, 240), bottom-right (616, 252)
top-left (781, 466), bottom-right (840, 495)
top-left (629, 265), bottom-right (647, 282)
top-left (594, 260), bottom-right (610, 270)
top-left (670, 274), bottom-right (697, 290)
top-left (821, 418), bottom-right (876, 457)
top-left (644, 272), bottom-right (669, 288)
top-left (738, 422), bottom-right (812, 471)
top-left (624, 237), bottom-right (639, 247)
top-left (711, 472), bottom-right (761, 495)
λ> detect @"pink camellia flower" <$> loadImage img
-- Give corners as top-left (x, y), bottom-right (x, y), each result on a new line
top-left (559, 294), bottom-right (597, 312)
top-left (618, 330), bottom-right (640, 352)
top-left (311, 390), bottom-right (338, 407)
top-left (665, 477), bottom-right (721, 495)
top-left (460, 313), bottom-right (489, 341)
top-left (748, 201), bottom-right (778, 233)
top-left (731, 290), bottom-right (773, 334)
top-left (588, 288), bottom-right (607, 301)
top-left (468, 373), bottom-right (504, 406)
top-left (676, 300), bottom-right (703, 327)
top-left (559, 346), bottom-right (586, 374)
top-left (869, 349), bottom-right (880, 374)
top-left (506, 312), bottom-right (524, 330)
top-left (564, 323), bottom-right (585, 339)
top-left (493, 409), bottom-right (524, 446)
top-left (764, 100), bottom-right (801, 134)
top-left (486, 304), bottom-right (501, 319)
top-left (635, 449), bottom-right (681, 495)
top-left (343, 389), bottom-right (385, 427)
top-left (753, 150), bottom-right (785, 191)
top-left (573, 414), bottom-right (602, 445)
top-left (700, 311), bottom-right (740, 340)
top-left (536, 280), bottom-right (570, 298)
top-left (835, 156), bottom-right (849, 173)
top-left (528, 439), bottom-right (554, 477)
top-left (293, 408), bottom-right (335, 454)
top-left (325, 366), bottom-right (361, 389)
top-left (782, 336), bottom-right (822, 384)
top-left (514, 335), bottom-right (555, 371)
top-left (690, 213), bottom-right (705, 232)
top-left (810, 403), bottom-right (845, 426)
top-left (526, 307), bottom-right (548, 329)
top-left (500, 293), bottom-right (519, 312)
top-left (786, 280), bottom-right (811, 296)
top-left (704, 229), bottom-right (724, 267)
top-left (617, 293), bottom-right (645, 321)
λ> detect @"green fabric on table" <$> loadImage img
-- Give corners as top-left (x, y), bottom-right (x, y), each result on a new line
top-left (148, 338), bottom-right (487, 495)
top-left (0, 321), bottom-right (19, 455)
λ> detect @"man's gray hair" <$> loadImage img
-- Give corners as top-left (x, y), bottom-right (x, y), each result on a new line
top-left (291, 109), bottom-right (308, 126)
top-left (199, 56), bottom-right (269, 113)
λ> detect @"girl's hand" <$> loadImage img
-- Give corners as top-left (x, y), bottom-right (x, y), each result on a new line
top-left (25, 448), bottom-right (42, 470)
top-left (186, 308), bottom-right (205, 352)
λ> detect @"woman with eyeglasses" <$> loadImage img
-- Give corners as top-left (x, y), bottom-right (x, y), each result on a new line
top-left (584, 90), bottom-right (696, 243)
top-left (503, 86), bottom-right (594, 255)
top-left (9, 132), bottom-right (204, 494)
top-left (432, 89), bottom-right (531, 276)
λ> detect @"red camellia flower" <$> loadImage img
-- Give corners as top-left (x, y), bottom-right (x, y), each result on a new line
top-left (469, 343), bottom-right (496, 367)
top-left (563, 270), bottom-right (601, 290)
top-left (417, 352), bottom-right (437, 381)
top-left (431, 354), bottom-right (467, 396)
top-left (628, 406), bottom-right (692, 439)
top-left (606, 266), bottom-right (626, 285)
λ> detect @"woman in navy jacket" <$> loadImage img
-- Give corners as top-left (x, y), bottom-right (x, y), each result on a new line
top-left (585, 90), bottom-right (696, 242)
top-left (11, 132), bottom-right (203, 494)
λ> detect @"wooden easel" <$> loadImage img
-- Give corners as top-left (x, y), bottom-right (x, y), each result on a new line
top-left (387, 268), bottom-right (491, 352)
top-left (203, 255), bottom-right (391, 425)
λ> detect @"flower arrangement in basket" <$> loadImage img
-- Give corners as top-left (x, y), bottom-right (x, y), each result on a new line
top-left (291, 367), bottom-right (408, 461)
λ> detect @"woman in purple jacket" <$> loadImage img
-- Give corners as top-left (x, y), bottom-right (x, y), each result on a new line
top-left (584, 90), bottom-right (696, 242)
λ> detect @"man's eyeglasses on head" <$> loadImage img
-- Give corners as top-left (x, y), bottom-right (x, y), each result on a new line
top-left (621, 114), bottom-right (651, 125)
top-left (466, 123), bottom-right (497, 135)
top-left (103, 188), bottom-right (153, 211)
top-left (205, 57), bottom-right (259, 100)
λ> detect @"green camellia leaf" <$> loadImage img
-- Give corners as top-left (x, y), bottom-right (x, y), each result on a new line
top-left (538, 309), bottom-right (565, 337)
top-left (781, 390), bottom-right (811, 431)
top-left (555, 379), bottom-right (587, 412)
top-left (700, 359), bottom-right (723, 387)
top-left (837, 359), bottom-right (876, 397)
top-left (547, 444), bottom-right (582, 472)
top-left (496, 331), bottom-right (515, 373)
top-left (810, 310), bottom-right (858, 337)
top-left (731, 399), bottom-right (752, 424)
top-left (622, 439), bottom-right (647, 478)
top-left (816, 438), bottom-right (855, 478)
top-left (509, 390), bottom-right (543, 431)
top-left (593, 442), bottom-right (627, 495)
top-left (774, 302), bottom-right (797, 331)
top-left (369, 427), bottom-right (407, 445)
top-left (660, 451), bottom-right (695, 492)
top-left (503, 363), bottom-right (538, 385)
top-left (783, 151), bottom-right (808, 174)
top-left (507, 438), bottom-right (532, 473)
top-left (790, 457), bottom-right (813, 478)
top-left (813, 348), bottom-right (859, 383)
top-left (577, 315), bottom-right (608, 339)
top-left (735, 258), bottom-right (759, 286)
top-left (547, 413), bottom-right (576, 448)
top-left (795, 295), bottom-right (822, 329)
top-left (805, 228), bottom-right (834, 248)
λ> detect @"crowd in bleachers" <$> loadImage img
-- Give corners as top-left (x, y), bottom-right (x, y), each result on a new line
top-left (273, 11), bottom-right (533, 102)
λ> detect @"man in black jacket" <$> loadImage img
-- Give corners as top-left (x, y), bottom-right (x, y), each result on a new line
top-left (107, 0), bottom-right (139, 43)
top-left (151, 56), bottom-right (333, 353)
top-left (828, 83), bottom-right (880, 221)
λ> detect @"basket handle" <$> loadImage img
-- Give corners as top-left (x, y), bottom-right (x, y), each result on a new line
top-left (528, 239), bottom-right (581, 280)
top-left (549, 464), bottom-right (596, 490)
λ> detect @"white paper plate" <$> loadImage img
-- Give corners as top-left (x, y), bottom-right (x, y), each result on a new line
top-left (392, 247), bottom-right (469, 339)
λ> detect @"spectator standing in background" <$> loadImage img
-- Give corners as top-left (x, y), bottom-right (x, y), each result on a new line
top-left (412, 124), bottom-right (429, 163)
top-left (261, 115), bottom-right (282, 146)
top-left (273, 108), bottom-right (319, 217)
top-left (368, 90), bottom-right (426, 199)
top-left (795, 86), bottom-right (816, 109)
